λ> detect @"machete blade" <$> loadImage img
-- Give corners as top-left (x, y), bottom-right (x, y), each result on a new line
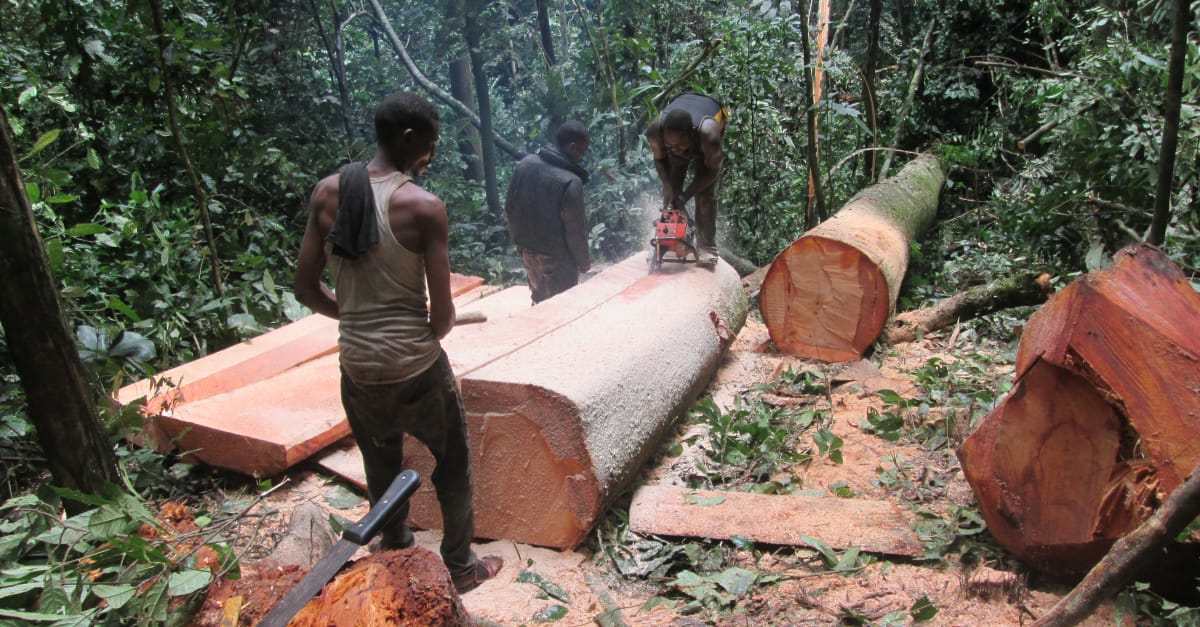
top-left (257, 469), bottom-right (421, 627)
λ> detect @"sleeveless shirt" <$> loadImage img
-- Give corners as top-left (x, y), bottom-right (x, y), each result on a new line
top-left (327, 171), bottom-right (440, 384)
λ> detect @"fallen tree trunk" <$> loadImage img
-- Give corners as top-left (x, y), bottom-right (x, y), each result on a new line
top-left (958, 244), bottom-right (1200, 577)
top-left (759, 153), bottom-right (945, 362)
top-left (334, 257), bottom-right (749, 549)
top-left (1034, 464), bottom-right (1200, 627)
top-left (885, 271), bottom-right (1053, 343)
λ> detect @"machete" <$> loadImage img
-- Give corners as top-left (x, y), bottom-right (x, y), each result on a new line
top-left (258, 469), bottom-right (422, 627)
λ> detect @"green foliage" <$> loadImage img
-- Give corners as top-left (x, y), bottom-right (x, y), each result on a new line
top-left (1116, 581), bottom-right (1200, 627)
top-left (0, 484), bottom-right (236, 626)
top-left (687, 396), bottom-right (815, 492)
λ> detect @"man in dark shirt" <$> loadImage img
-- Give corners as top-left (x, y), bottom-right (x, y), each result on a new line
top-left (645, 93), bottom-right (728, 266)
top-left (504, 121), bottom-right (592, 303)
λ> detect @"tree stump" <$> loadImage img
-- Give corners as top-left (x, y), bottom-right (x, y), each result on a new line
top-left (957, 244), bottom-right (1200, 576)
top-left (289, 548), bottom-right (467, 627)
top-left (759, 153), bottom-right (944, 362)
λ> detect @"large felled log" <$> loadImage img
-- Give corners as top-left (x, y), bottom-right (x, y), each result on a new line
top-left (760, 153), bottom-right (944, 362)
top-left (324, 255), bottom-right (749, 549)
top-left (885, 271), bottom-right (1053, 343)
top-left (958, 244), bottom-right (1200, 577)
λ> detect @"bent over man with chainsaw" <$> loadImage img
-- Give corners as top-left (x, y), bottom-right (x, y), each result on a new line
top-left (293, 91), bottom-right (503, 593)
top-left (504, 120), bottom-right (591, 304)
top-left (645, 92), bottom-right (728, 266)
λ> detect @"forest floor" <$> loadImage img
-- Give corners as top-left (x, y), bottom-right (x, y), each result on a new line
top-left (191, 303), bottom-right (1129, 626)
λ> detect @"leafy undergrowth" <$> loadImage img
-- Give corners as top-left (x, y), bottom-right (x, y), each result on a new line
top-left (586, 326), bottom-right (1200, 626)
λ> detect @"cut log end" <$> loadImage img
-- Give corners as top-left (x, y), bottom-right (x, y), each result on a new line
top-left (760, 236), bottom-right (887, 362)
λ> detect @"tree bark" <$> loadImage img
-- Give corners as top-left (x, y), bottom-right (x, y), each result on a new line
top-left (885, 271), bottom-right (1053, 344)
top-left (535, 0), bottom-right (557, 66)
top-left (0, 108), bottom-right (119, 501)
top-left (462, 3), bottom-right (501, 215)
top-left (1147, 0), bottom-right (1190, 246)
top-left (759, 153), bottom-right (944, 362)
top-left (1034, 464), bottom-right (1200, 627)
top-left (958, 244), bottom-right (1200, 577)
top-left (448, 55), bottom-right (484, 182)
top-left (797, 1), bottom-right (825, 227)
top-left (860, 0), bottom-right (883, 184)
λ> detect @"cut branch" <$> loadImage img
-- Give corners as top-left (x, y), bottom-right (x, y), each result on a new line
top-left (885, 271), bottom-right (1053, 344)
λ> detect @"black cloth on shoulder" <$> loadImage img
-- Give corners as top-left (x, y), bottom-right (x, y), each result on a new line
top-left (327, 162), bottom-right (378, 260)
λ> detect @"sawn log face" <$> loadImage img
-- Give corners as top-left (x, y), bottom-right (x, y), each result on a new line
top-left (760, 153), bottom-right (944, 362)
top-left (959, 244), bottom-right (1200, 577)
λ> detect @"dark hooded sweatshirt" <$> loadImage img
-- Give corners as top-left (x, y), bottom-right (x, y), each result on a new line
top-left (503, 147), bottom-right (591, 269)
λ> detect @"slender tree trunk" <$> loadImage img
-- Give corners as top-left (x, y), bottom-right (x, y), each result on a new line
top-left (149, 0), bottom-right (225, 298)
top-left (878, 17), bottom-right (935, 182)
top-left (0, 109), bottom-right (119, 503)
top-left (797, 1), bottom-right (825, 228)
top-left (1148, 0), bottom-right (1190, 246)
top-left (463, 2), bottom-right (501, 215)
top-left (535, 0), bottom-right (557, 65)
top-left (449, 56), bottom-right (485, 182)
top-left (307, 0), bottom-right (356, 157)
top-left (860, 0), bottom-right (882, 185)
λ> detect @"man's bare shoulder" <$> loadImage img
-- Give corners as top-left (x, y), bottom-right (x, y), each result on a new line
top-left (699, 118), bottom-right (725, 143)
top-left (645, 117), bottom-right (662, 141)
top-left (309, 173), bottom-right (340, 229)
top-left (391, 181), bottom-right (446, 219)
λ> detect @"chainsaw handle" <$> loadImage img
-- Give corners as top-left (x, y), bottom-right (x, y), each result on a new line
top-left (343, 470), bottom-right (421, 545)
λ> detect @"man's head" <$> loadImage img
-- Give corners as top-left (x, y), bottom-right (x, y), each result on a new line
top-left (555, 120), bottom-right (590, 164)
top-left (375, 92), bottom-right (440, 176)
top-left (661, 109), bottom-right (695, 157)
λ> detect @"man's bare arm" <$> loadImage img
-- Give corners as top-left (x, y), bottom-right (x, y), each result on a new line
top-left (293, 177), bottom-right (340, 319)
top-left (682, 119), bottom-right (725, 200)
top-left (646, 120), bottom-right (675, 203)
top-left (419, 195), bottom-right (456, 340)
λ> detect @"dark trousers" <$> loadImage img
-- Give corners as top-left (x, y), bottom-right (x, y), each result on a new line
top-left (666, 154), bottom-right (719, 255)
top-left (340, 350), bottom-right (478, 578)
top-left (518, 247), bottom-right (580, 304)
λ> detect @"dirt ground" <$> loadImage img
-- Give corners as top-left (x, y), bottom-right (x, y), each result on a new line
top-left (204, 311), bottom-right (1128, 626)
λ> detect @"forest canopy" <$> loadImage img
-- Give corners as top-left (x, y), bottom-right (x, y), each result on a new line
top-left (0, 0), bottom-right (1196, 406)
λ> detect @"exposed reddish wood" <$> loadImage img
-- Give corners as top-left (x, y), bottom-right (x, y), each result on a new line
top-left (958, 244), bottom-right (1200, 577)
top-left (760, 153), bottom-right (944, 362)
top-left (628, 485), bottom-right (923, 557)
top-left (886, 271), bottom-right (1053, 343)
top-left (1035, 465), bottom-right (1200, 627)
top-left (290, 548), bottom-right (467, 627)
top-left (326, 258), bottom-right (750, 549)
top-left (1014, 244), bottom-right (1200, 495)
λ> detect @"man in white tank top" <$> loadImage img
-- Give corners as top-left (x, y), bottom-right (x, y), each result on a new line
top-left (294, 92), bottom-right (503, 593)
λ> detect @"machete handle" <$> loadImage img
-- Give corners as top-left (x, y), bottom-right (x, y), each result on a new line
top-left (343, 470), bottom-right (421, 545)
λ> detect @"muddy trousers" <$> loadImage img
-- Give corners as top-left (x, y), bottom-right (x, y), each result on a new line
top-left (340, 350), bottom-right (478, 579)
top-left (666, 155), bottom-right (719, 256)
top-left (518, 247), bottom-right (580, 304)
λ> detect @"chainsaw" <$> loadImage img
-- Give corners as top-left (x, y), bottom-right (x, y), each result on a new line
top-left (648, 201), bottom-right (698, 271)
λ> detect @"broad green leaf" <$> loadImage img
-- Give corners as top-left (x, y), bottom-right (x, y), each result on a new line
top-left (29, 129), bottom-right (62, 157)
top-left (0, 608), bottom-right (70, 622)
top-left (682, 492), bottom-right (726, 506)
top-left (18, 86), bottom-right (37, 107)
top-left (911, 595), bottom-right (938, 621)
top-left (714, 567), bottom-right (756, 596)
top-left (92, 584), bottom-right (136, 610)
top-left (323, 484), bottom-right (363, 510)
top-left (45, 194), bottom-right (79, 205)
top-left (109, 331), bottom-right (155, 361)
top-left (516, 570), bottom-right (569, 603)
top-left (25, 181), bottom-right (40, 203)
top-left (167, 569), bottom-right (212, 596)
top-left (66, 223), bottom-right (106, 237)
top-left (138, 579), bottom-right (169, 622)
top-left (86, 147), bottom-right (101, 170)
top-left (88, 505), bottom-right (132, 538)
top-left (0, 581), bottom-right (42, 600)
